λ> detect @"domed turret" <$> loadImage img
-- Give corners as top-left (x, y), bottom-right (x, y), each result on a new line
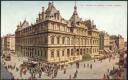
top-left (69, 1), bottom-right (81, 25)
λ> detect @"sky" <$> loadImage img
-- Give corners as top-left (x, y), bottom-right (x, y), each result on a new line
top-left (1, 1), bottom-right (127, 41)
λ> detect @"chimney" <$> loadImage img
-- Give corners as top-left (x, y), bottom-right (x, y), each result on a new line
top-left (42, 7), bottom-right (44, 12)
top-left (38, 12), bottom-right (41, 20)
top-left (20, 21), bottom-right (22, 26)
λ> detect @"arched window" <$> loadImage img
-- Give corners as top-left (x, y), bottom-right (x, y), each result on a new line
top-left (62, 37), bottom-right (65, 44)
top-left (87, 48), bottom-right (88, 53)
top-left (45, 50), bottom-right (47, 57)
top-left (40, 50), bottom-right (42, 56)
top-left (81, 38), bottom-right (83, 45)
top-left (77, 49), bottom-right (79, 55)
top-left (80, 49), bottom-right (82, 55)
top-left (58, 24), bottom-right (60, 30)
top-left (51, 36), bottom-right (54, 44)
top-left (51, 50), bottom-right (54, 58)
top-left (84, 49), bottom-right (86, 54)
top-left (38, 50), bottom-right (40, 56)
top-left (67, 37), bottom-right (70, 45)
top-left (71, 37), bottom-right (74, 45)
top-left (71, 49), bottom-right (74, 56)
top-left (67, 49), bottom-right (70, 57)
top-left (57, 36), bottom-right (60, 44)
top-left (44, 37), bottom-right (47, 43)
top-left (62, 50), bottom-right (64, 56)
top-left (77, 38), bottom-right (79, 45)
top-left (57, 50), bottom-right (60, 57)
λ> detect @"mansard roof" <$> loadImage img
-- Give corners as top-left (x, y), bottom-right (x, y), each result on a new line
top-left (45, 2), bottom-right (61, 18)
top-left (16, 2), bottom-right (99, 31)
top-left (46, 2), bottom-right (58, 14)
top-left (20, 19), bottom-right (29, 28)
top-left (16, 19), bottom-right (29, 31)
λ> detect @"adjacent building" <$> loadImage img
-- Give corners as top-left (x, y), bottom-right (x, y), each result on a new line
top-left (116, 35), bottom-right (125, 50)
top-left (3, 34), bottom-right (15, 55)
top-left (15, 2), bottom-right (100, 64)
top-left (99, 31), bottom-right (110, 54)
top-left (110, 35), bottom-right (125, 50)
top-left (124, 41), bottom-right (127, 48)
top-left (1, 36), bottom-right (5, 55)
top-left (109, 35), bottom-right (117, 51)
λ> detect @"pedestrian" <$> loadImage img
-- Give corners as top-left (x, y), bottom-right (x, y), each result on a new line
top-left (90, 64), bottom-right (92, 69)
top-left (109, 58), bottom-right (111, 62)
top-left (20, 71), bottom-right (22, 77)
top-left (113, 66), bottom-right (115, 70)
top-left (64, 68), bottom-right (66, 74)
top-left (107, 68), bottom-right (109, 73)
top-left (73, 72), bottom-right (76, 78)
top-left (70, 63), bottom-right (73, 67)
top-left (28, 76), bottom-right (32, 80)
top-left (16, 67), bottom-right (19, 71)
top-left (84, 64), bottom-right (85, 68)
top-left (101, 60), bottom-right (102, 63)
top-left (103, 74), bottom-right (106, 79)
top-left (87, 64), bottom-right (89, 67)
top-left (76, 69), bottom-right (78, 74)
top-left (106, 74), bottom-right (109, 79)
top-left (69, 75), bottom-right (71, 79)
top-left (39, 72), bottom-right (41, 78)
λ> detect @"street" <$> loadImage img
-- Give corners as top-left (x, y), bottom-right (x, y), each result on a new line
top-left (1, 54), bottom-right (120, 79)
top-left (55, 56), bottom-right (119, 79)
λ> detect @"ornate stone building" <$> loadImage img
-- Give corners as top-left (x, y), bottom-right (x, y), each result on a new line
top-left (15, 2), bottom-right (99, 64)
top-left (110, 35), bottom-right (125, 50)
top-left (1, 36), bottom-right (5, 55)
top-left (3, 34), bottom-right (15, 55)
top-left (99, 31), bottom-right (110, 54)
top-left (116, 35), bottom-right (125, 50)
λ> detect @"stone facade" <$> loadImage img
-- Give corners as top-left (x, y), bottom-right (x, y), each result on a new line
top-left (99, 31), bottom-right (110, 54)
top-left (124, 41), bottom-right (127, 48)
top-left (99, 31), bottom-right (110, 50)
top-left (1, 36), bottom-right (5, 55)
top-left (110, 35), bottom-right (125, 50)
top-left (3, 34), bottom-right (15, 54)
top-left (15, 2), bottom-right (100, 64)
top-left (109, 35), bottom-right (117, 51)
top-left (116, 35), bottom-right (125, 49)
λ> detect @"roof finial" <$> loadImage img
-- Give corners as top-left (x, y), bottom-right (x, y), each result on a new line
top-left (75, 0), bottom-right (76, 6)
top-left (74, 0), bottom-right (77, 10)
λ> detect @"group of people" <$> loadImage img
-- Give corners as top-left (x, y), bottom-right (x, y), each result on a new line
top-left (84, 63), bottom-right (93, 69)
top-left (3, 61), bottom-right (19, 79)
top-left (5, 64), bottom-right (15, 70)
top-left (20, 66), bottom-right (27, 77)
top-left (27, 63), bottom-right (60, 79)
top-left (103, 66), bottom-right (121, 80)
top-left (109, 66), bottom-right (123, 79)
top-left (73, 69), bottom-right (78, 78)
top-left (102, 53), bottom-right (123, 80)
top-left (41, 63), bottom-right (59, 78)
